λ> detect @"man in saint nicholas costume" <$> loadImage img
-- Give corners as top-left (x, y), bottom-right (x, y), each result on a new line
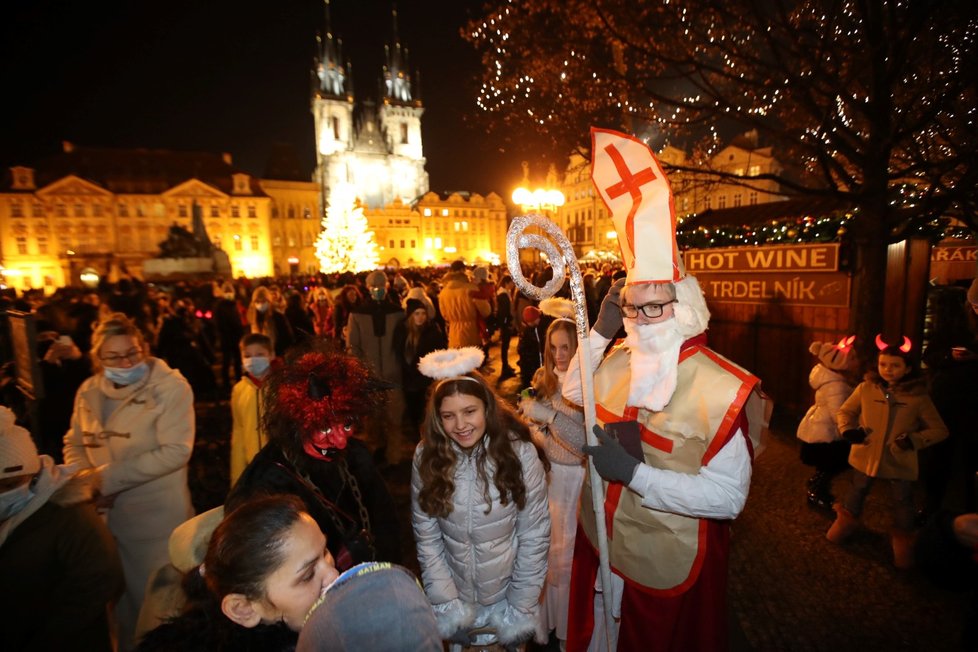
top-left (562, 128), bottom-right (766, 652)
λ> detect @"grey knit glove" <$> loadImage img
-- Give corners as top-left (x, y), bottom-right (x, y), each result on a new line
top-left (593, 278), bottom-right (626, 339)
top-left (582, 424), bottom-right (639, 484)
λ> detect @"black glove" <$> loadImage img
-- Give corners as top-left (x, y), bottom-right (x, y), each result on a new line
top-left (582, 424), bottom-right (640, 484)
top-left (842, 428), bottom-right (867, 444)
top-left (593, 278), bottom-right (626, 339)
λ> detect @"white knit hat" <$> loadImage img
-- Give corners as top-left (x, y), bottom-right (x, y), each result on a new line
top-left (0, 407), bottom-right (40, 480)
top-left (591, 127), bottom-right (685, 285)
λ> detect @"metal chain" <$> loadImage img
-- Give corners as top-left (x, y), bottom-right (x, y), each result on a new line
top-left (338, 457), bottom-right (371, 534)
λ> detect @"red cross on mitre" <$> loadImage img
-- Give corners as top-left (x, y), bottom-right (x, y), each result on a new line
top-left (590, 127), bottom-right (684, 284)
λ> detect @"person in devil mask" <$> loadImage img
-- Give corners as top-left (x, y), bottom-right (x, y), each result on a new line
top-left (225, 341), bottom-right (402, 571)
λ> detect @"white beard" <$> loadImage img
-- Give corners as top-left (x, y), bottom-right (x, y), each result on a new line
top-left (623, 319), bottom-right (685, 411)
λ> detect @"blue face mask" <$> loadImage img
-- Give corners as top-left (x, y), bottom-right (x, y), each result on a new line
top-left (103, 361), bottom-right (149, 386)
top-left (370, 287), bottom-right (386, 301)
top-left (243, 356), bottom-right (271, 378)
top-left (0, 482), bottom-right (35, 521)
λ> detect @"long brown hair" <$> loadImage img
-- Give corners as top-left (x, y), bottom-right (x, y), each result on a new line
top-left (416, 372), bottom-right (537, 518)
top-left (533, 319), bottom-right (577, 399)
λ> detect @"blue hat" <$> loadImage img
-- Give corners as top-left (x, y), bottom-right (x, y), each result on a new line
top-left (297, 563), bottom-right (441, 652)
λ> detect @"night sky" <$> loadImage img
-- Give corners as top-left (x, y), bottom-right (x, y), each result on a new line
top-left (0, 0), bottom-right (541, 196)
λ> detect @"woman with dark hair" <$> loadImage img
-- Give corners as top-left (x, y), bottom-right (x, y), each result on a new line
top-left (136, 495), bottom-right (338, 651)
top-left (226, 341), bottom-right (402, 571)
top-left (411, 347), bottom-right (550, 649)
top-left (283, 291), bottom-right (315, 344)
top-left (394, 298), bottom-right (447, 432)
top-left (332, 284), bottom-right (363, 347)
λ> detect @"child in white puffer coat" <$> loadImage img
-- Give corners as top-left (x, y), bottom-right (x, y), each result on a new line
top-left (796, 337), bottom-right (856, 509)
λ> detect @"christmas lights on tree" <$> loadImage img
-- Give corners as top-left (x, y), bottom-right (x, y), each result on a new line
top-left (314, 183), bottom-right (379, 274)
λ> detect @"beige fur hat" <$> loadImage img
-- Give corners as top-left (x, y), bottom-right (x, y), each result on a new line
top-left (0, 407), bottom-right (40, 480)
top-left (809, 339), bottom-right (853, 371)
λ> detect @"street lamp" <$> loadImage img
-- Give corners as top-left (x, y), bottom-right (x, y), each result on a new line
top-left (511, 187), bottom-right (566, 213)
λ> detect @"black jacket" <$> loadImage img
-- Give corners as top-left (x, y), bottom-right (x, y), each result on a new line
top-left (226, 440), bottom-right (402, 570)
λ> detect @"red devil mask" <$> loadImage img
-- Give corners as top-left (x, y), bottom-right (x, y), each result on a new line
top-left (275, 352), bottom-right (374, 461)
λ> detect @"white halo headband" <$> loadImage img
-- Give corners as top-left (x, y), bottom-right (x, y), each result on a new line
top-left (539, 297), bottom-right (576, 325)
top-left (418, 347), bottom-right (485, 386)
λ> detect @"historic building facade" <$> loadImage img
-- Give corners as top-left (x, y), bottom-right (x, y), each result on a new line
top-left (0, 144), bottom-right (276, 291)
top-left (553, 131), bottom-right (787, 257)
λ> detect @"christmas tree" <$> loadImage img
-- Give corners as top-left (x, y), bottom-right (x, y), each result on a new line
top-left (315, 183), bottom-right (379, 274)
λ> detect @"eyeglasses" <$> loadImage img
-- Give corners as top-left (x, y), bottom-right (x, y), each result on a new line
top-left (620, 300), bottom-right (677, 319)
top-left (99, 349), bottom-right (143, 366)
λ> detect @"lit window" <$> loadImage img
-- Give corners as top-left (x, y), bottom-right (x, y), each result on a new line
top-left (424, 237), bottom-right (432, 249)
top-left (233, 235), bottom-right (242, 251)
top-left (304, 207), bottom-right (312, 219)
top-left (462, 221), bottom-right (469, 231)
top-left (749, 165), bottom-right (761, 177)
top-left (273, 235), bottom-right (281, 246)
top-left (423, 208), bottom-right (432, 217)
top-left (454, 222), bottom-right (460, 232)
top-left (434, 237), bottom-right (442, 249)
top-left (441, 209), bottom-right (449, 216)
top-left (734, 168), bottom-right (744, 177)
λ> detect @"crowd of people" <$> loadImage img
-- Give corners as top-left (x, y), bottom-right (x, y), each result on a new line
top-left (1, 130), bottom-right (976, 651)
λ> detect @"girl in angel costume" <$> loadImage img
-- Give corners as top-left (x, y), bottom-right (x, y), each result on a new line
top-left (410, 346), bottom-right (551, 650)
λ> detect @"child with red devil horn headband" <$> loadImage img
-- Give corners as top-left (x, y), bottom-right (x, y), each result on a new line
top-left (827, 335), bottom-right (949, 569)
top-left (226, 341), bottom-right (403, 571)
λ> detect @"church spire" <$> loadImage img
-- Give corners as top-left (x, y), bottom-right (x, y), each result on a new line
top-left (315, 0), bottom-right (347, 99)
top-left (383, 5), bottom-right (414, 104)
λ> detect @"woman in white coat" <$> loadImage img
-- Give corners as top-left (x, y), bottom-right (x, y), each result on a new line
top-left (64, 313), bottom-right (195, 651)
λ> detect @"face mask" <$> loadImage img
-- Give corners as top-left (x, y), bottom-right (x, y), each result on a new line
top-left (103, 361), bottom-right (149, 386)
top-left (243, 356), bottom-right (270, 378)
top-left (255, 302), bottom-right (269, 313)
top-left (369, 287), bottom-right (386, 301)
top-left (0, 482), bottom-right (34, 521)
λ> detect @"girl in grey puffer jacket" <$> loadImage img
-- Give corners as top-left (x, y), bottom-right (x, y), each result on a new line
top-left (411, 355), bottom-right (550, 650)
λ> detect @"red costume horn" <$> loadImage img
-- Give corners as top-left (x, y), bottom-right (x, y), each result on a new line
top-left (875, 334), bottom-right (887, 351)
top-left (900, 336), bottom-right (912, 353)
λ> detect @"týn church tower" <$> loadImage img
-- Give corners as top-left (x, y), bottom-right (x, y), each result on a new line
top-left (312, 1), bottom-right (428, 210)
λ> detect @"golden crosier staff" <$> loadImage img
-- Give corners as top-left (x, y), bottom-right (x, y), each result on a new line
top-left (506, 213), bottom-right (616, 650)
